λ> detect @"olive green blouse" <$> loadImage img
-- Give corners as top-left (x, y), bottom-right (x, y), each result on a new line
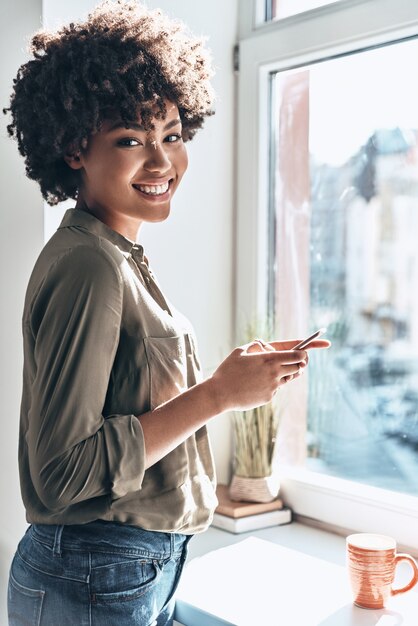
top-left (19, 208), bottom-right (217, 533)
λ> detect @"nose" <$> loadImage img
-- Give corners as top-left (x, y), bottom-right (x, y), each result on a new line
top-left (143, 142), bottom-right (171, 174)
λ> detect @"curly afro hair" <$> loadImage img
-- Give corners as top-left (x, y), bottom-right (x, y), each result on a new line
top-left (3, 0), bottom-right (215, 205)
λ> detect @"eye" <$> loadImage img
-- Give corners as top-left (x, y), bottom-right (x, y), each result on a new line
top-left (117, 137), bottom-right (143, 147)
top-left (165, 133), bottom-right (182, 143)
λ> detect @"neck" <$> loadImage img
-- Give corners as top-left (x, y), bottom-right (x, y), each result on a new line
top-left (75, 197), bottom-right (142, 242)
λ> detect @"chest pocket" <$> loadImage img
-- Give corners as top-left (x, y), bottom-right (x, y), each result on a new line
top-left (143, 336), bottom-right (188, 410)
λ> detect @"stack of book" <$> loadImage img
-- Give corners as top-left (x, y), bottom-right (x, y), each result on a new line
top-left (211, 484), bottom-right (292, 534)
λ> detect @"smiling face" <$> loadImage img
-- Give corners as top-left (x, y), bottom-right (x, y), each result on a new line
top-left (65, 101), bottom-right (188, 240)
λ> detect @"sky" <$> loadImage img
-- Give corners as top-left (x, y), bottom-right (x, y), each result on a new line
top-left (304, 38), bottom-right (418, 166)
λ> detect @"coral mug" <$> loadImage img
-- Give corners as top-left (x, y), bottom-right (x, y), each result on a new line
top-left (346, 533), bottom-right (418, 609)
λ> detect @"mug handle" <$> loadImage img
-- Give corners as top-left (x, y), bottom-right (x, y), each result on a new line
top-left (391, 554), bottom-right (418, 597)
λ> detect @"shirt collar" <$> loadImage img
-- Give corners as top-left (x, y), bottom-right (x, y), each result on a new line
top-left (58, 208), bottom-right (145, 259)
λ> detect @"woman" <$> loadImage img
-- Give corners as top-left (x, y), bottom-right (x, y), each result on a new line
top-left (4, 2), bottom-right (329, 624)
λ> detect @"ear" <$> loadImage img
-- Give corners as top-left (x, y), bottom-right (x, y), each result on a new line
top-left (64, 152), bottom-right (84, 170)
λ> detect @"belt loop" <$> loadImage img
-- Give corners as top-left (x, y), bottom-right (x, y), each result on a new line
top-left (52, 525), bottom-right (65, 557)
top-left (170, 532), bottom-right (174, 558)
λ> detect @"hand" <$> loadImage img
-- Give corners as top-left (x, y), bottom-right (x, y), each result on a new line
top-left (264, 336), bottom-right (331, 383)
top-left (209, 339), bottom-right (308, 413)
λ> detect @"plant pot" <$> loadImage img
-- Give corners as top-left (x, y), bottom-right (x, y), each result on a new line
top-left (229, 474), bottom-right (280, 503)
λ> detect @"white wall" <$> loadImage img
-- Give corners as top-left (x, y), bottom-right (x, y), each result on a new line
top-left (1, 0), bottom-right (237, 619)
top-left (0, 0), bottom-right (44, 619)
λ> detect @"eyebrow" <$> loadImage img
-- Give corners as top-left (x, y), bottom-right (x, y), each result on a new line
top-left (109, 118), bottom-right (182, 132)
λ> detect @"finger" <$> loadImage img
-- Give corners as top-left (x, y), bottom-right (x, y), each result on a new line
top-left (282, 374), bottom-right (294, 383)
top-left (270, 339), bottom-right (331, 351)
top-left (300, 339), bottom-right (331, 350)
top-left (279, 362), bottom-right (304, 379)
top-left (254, 339), bottom-right (275, 352)
top-left (264, 349), bottom-right (307, 365)
top-left (283, 370), bottom-right (298, 381)
top-left (244, 340), bottom-right (269, 354)
top-left (241, 343), bottom-right (306, 362)
top-left (240, 341), bottom-right (264, 354)
top-left (282, 371), bottom-right (301, 383)
top-left (281, 365), bottom-right (305, 385)
top-left (241, 345), bottom-right (308, 366)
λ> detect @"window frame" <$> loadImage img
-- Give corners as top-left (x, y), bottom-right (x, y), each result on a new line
top-left (238, 0), bottom-right (369, 38)
top-left (235, 0), bottom-right (418, 551)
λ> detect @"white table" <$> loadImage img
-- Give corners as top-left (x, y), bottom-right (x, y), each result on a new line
top-left (174, 524), bottom-right (418, 626)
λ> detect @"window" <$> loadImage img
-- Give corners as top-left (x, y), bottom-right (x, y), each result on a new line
top-left (266, 0), bottom-right (344, 22)
top-left (271, 38), bottom-right (418, 496)
top-left (236, 0), bottom-right (418, 549)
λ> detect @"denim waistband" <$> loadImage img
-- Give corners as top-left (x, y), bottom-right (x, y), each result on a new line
top-left (30, 520), bottom-right (191, 560)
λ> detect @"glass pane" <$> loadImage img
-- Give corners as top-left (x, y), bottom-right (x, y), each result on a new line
top-left (271, 38), bottom-right (418, 495)
top-left (267, 0), bottom-right (343, 21)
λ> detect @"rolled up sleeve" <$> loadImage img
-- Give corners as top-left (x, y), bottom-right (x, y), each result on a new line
top-left (26, 243), bottom-right (145, 512)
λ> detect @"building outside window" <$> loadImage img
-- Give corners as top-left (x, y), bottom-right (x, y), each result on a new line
top-left (236, 0), bottom-right (418, 548)
top-left (271, 38), bottom-right (418, 495)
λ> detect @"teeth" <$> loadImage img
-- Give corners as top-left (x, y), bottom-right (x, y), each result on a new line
top-left (136, 181), bottom-right (169, 195)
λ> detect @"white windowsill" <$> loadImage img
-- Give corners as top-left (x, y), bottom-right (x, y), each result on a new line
top-left (174, 520), bottom-right (418, 626)
top-left (186, 519), bottom-right (347, 565)
top-left (278, 466), bottom-right (418, 554)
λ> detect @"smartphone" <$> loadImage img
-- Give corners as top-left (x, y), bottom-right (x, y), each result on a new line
top-left (293, 327), bottom-right (327, 350)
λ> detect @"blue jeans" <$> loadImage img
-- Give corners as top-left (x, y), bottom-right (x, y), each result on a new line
top-left (7, 520), bottom-right (192, 626)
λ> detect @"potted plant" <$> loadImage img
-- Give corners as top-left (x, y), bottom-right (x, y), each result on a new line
top-left (230, 400), bottom-right (280, 502)
top-left (229, 320), bottom-right (281, 503)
